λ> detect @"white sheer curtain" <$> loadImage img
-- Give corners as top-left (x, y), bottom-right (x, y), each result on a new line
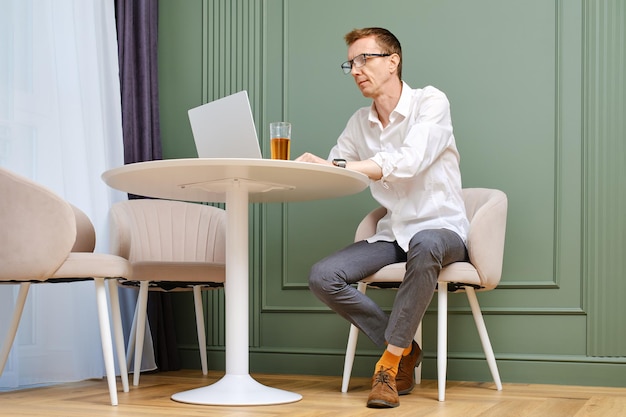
top-left (0, 0), bottom-right (128, 389)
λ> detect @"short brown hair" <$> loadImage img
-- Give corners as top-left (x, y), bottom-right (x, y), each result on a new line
top-left (344, 27), bottom-right (402, 80)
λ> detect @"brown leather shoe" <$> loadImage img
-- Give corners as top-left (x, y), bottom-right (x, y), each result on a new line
top-left (396, 340), bottom-right (423, 395)
top-left (366, 366), bottom-right (400, 408)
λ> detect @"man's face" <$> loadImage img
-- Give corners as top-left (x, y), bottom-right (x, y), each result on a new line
top-left (346, 36), bottom-right (396, 99)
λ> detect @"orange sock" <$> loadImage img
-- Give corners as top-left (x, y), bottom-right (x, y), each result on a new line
top-left (402, 343), bottom-right (413, 357)
top-left (374, 350), bottom-right (402, 379)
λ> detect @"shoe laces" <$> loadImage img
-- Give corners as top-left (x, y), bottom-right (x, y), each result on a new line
top-left (373, 367), bottom-right (395, 390)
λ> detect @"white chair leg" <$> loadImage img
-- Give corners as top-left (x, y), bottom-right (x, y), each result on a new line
top-left (94, 278), bottom-right (118, 406)
top-left (466, 287), bottom-right (503, 391)
top-left (0, 283), bottom-right (30, 375)
top-left (341, 323), bottom-right (360, 393)
top-left (414, 321), bottom-right (422, 384)
top-left (341, 281), bottom-right (367, 393)
top-left (193, 286), bottom-right (208, 375)
top-left (107, 279), bottom-right (129, 392)
top-left (132, 281), bottom-right (149, 386)
top-left (437, 283), bottom-right (448, 402)
top-left (125, 292), bottom-right (139, 367)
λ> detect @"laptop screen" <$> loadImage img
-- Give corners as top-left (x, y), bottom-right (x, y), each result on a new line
top-left (188, 90), bottom-right (263, 159)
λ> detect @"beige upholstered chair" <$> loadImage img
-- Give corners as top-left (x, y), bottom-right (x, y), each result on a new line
top-left (0, 167), bottom-right (130, 406)
top-left (341, 188), bottom-right (507, 401)
top-left (109, 199), bottom-right (226, 386)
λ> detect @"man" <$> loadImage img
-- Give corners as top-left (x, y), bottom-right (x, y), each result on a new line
top-left (295, 27), bottom-right (470, 408)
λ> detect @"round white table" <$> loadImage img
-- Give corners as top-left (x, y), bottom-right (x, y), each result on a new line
top-left (102, 158), bottom-right (369, 406)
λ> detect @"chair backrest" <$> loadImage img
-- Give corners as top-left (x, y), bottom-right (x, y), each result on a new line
top-left (354, 188), bottom-right (508, 289)
top-left (460, 188), bottom-right (508, 289)
top-left (0, 167), bottom-right (76, 280)
top-left (70, 204), bottom-right (96, 253)
top-left (109, 199), bottom-right (227, 263)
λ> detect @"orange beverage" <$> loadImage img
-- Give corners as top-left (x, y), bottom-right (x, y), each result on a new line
top-left (270, 137), bottom-right (291, 160)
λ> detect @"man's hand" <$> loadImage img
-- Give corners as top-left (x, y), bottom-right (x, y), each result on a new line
top-left (295, 152), bottom-right (332, 165)
top-left (296, 152), bottom-right (382, 180)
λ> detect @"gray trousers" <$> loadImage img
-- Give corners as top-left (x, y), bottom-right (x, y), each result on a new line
top-left (309, 228), bottom-right (467, 349)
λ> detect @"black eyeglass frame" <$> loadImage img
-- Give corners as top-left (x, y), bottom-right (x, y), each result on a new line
top-left (340, 53), bottom-right (391, 74)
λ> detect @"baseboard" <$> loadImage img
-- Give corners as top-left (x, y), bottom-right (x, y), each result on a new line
top-left (176, 346), bottom-right (626, 387)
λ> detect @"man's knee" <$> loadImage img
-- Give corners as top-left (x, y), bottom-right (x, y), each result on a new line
top-left (308, 261), bottom-right (340, 297)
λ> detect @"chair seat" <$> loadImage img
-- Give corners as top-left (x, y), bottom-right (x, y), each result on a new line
top-left (362, 261), bottom-right (482, 288)
top-left (121, 261), bottom-right (225, 291)
top-left (438, 262), bottom-right (481, 287)
top-left (51, 252), bottom-right (133, 279)
top-left (131, 261), bottom-right (225, 283)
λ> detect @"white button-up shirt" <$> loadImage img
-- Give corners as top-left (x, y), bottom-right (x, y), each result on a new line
top-left (328, 82), bottom-right (469, 251)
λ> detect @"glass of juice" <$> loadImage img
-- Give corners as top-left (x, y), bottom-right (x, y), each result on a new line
top-left (269, 122), bottom-right (291, 160)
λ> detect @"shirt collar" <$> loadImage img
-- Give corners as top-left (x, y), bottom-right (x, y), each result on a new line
top-left (368, 81), bottom-right (412, 125)
top-left (393, 81), bottom-right (412, 119)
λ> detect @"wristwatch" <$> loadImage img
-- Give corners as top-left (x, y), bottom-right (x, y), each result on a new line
top-left (332, 158), bottom-right (347, 168)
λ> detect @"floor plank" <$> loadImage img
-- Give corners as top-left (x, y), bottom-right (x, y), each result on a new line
top-left (1, 370), bottom-right (625, 417)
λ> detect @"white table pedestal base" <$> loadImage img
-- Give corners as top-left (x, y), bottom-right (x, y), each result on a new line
top-left (171, 179), bottom-right (302, 406)
top-left (170, 374), bottom-right (302, 406)
top-left (101, 160), bottom-right (369, 407)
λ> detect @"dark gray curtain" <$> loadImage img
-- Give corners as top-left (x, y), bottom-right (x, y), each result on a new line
top-left (115, 0), bottom-right (161, 165)
top-left (114, 0), bottom-right (180, 372)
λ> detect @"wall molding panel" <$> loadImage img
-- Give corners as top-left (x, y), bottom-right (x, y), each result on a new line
top-left (583, 0), bottom-right (626, 357)
top-left (157, 0), bottom-right (626, 386)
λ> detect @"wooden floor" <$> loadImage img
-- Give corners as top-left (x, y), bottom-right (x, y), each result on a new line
top-left (1, 370), bottom-right (626, 417)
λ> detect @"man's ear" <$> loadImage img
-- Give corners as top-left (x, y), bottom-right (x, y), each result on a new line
top-left (389, 53), bottom-right (400, 74)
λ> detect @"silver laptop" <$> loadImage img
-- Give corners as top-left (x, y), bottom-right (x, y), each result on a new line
top-left (188, 90), bottom-right (262, 158)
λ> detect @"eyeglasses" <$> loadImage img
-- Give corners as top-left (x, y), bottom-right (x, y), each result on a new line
top-left (340, 53), bottom-right (391, 74)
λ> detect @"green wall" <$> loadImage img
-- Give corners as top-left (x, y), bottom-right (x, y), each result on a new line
top-left (158, 0), bottom-right (626, 387)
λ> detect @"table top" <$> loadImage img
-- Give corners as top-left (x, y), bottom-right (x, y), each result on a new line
top-left (102, 158), bottom-right (369, 203)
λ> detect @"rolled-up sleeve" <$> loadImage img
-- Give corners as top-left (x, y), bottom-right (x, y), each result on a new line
top-left (373, 88), bottom-right (456, 183)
